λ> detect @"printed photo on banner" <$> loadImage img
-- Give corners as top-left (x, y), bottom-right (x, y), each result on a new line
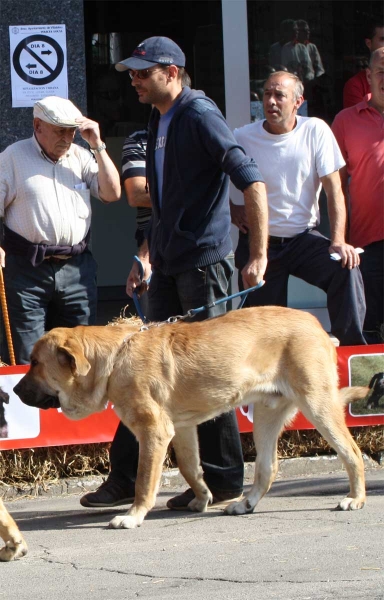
top-left (0, 373), bottom-right (40, 440)
top-left (348, 353), bottom-right (384, 417)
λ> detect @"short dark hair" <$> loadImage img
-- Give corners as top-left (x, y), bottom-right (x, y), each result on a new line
top-left (280, 19), bottom-right (295, 34)
top-left (364, 18), bottom-right (384, 40)
top-left (179, 68), bottom-right (191, 87)
top-left (295, 20), bottom-right (309, 29)
top-left (158, 64), bottom-right (191, 87)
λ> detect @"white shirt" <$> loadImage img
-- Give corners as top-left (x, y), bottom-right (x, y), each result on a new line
top-left (233, 116), bottom-right (345, 237)
top-left (0, 135), bottom-right (100, 245)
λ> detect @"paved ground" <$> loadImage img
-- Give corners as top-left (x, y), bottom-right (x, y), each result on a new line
top-left (1, 459), bottom-right (383, 600)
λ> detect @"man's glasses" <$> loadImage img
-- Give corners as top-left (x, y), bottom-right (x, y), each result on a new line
top-left (128, 67), bottom-right (165, 80)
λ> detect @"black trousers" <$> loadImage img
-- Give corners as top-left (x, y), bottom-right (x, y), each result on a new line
top-left (359, 240), bottom-right (384, 344)
top-left (235, 230), bottom-right (366, 346)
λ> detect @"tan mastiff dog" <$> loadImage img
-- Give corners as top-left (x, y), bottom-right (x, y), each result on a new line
top-left (14, 306), bottom-right (368, 530)
top-left (0, 499), bottom-right (27, 561)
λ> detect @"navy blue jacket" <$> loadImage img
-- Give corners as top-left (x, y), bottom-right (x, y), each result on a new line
top-left (146, 87), bottom-right (264, 275)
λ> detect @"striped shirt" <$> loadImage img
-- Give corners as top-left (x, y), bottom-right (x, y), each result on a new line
top-left (0, 135), bottom-right (100, 245)
top-left (121, 129), bottom-right (151, 234)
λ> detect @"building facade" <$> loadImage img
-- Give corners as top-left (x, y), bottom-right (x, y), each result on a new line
top-left (1, 0), bottom-right (382, 321)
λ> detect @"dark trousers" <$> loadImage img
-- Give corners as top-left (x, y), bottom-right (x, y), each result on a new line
top-left (359, 240), bottom-right (383, 344)
top-left (2, 252), bottom-right (97, 365)
top-left (109, 255), bottom-right (244, 495)
top-left (235, 230), bottom-right (366, 346)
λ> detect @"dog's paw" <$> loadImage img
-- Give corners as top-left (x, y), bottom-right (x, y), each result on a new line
top-left (224, 498), bottom-right (254, 516)
top-left (337, 496), bottom-right (366, 511)
top-left (108, 515), bottom-right (142, 529)
top-left (0, 539), bottom-right (28, 561)
top-left (188, 491), bottom-right (212, 513)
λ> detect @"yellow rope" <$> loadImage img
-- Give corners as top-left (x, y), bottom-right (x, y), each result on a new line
top-left (0, 265), bottom-right (16, 365)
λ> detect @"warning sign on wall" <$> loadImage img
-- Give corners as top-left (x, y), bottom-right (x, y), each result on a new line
top-left (9, 25), bottom-right (68, 107)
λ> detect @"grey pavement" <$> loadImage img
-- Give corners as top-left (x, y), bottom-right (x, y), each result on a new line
top-left (1, 457), bottom-right (383, 600)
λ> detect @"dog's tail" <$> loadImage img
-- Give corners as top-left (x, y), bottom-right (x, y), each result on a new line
top-left (339, 386), bottom-right (369, 405)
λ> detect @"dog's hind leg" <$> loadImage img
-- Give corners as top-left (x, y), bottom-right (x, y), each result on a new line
top-left (172, 426), bottom-right (213, 512)
top-left (299, 394), bottom-right (366, 511)
top-left (0, 499), bottom-right (28, 561)
top-left (109, 412), bottom-right (174, 529)
top-left (226, 398), bottom-right (296, 516)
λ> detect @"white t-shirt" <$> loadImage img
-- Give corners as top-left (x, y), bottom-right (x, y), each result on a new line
top-left (233, 116), bottom-right (345, 237)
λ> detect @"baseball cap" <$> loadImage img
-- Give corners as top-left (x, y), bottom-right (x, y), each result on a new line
top-left (33, 96), bottom-right (83, 127)
top-left (115, 36), bottom-right (186, 72)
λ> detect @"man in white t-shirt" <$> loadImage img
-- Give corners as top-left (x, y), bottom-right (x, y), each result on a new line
top-left (232, 71), bottom-right (366, 346)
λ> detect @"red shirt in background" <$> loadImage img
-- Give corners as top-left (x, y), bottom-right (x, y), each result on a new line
top-left (332, 97), bottom-right (384, 248)
top-left (343, 70), bottom-right (370, 108)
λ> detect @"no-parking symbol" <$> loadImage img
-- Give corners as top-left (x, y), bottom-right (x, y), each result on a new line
top-left (13, 34), bottom-right (64, 85)
top-left (9, 25), bottom-right (68, 107)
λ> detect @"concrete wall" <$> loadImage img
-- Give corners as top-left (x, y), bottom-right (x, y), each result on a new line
top-left (0, 0), bottom-right (87, 150)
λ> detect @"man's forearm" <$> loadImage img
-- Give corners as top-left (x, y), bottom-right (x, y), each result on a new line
top-left (124, 177), bottom-right (151, 207)
top-left (96, 151), bottom-right (121, 202)
top-left (326, 189), bottom-right (347, 244)
top-left (321, 171), bottom-right (347, 244)
top-left (243, 182), bottom-right (268, 259)
top-left (328, 198), bottom-right (347, 244)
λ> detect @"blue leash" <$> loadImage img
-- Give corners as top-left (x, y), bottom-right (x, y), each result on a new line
top-left (131, 255), bottom-right (264, 324)
top-left (186, 280), bottom-right (264, 318)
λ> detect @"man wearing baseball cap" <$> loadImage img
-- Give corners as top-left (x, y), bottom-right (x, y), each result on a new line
top-left (0, 96), bottom-right (120, 365)
top-left (80, 37), bottom-right (269, 515)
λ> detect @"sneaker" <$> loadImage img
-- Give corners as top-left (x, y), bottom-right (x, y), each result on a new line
top-left (80, 479), bottom-right (135, 508)
top-left (166, 487), bottom-right (243, 511)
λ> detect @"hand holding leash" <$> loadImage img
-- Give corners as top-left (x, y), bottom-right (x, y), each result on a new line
top-left (126, 255), bottom-right (152, 298)
top-left (128, 255), bottom-right (152, 324)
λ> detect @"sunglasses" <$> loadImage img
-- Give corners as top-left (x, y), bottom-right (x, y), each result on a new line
top-left (128, 67), bottom-right (166, 80)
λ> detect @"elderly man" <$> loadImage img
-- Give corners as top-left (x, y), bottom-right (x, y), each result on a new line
top-left (0, 96), bottom-right (121, 364)
top-left (231, 71), bottom-right (366, 347)
top-left (332, 48), bottom-right (384, 343)
top-left (80, 36), bottom-right (268, 512)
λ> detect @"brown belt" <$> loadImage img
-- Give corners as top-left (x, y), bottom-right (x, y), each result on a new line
top-left (44, 255), bottom-right (72, 263)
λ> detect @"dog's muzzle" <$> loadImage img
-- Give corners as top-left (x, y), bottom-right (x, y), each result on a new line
top-left (13, 380), bottom-right (61, 410)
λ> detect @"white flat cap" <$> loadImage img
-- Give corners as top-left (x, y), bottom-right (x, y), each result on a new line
top-left (33, 96), bottom-right (83, 127)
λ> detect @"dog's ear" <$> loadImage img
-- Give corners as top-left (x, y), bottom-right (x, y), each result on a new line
top-left (57, 338), bottom-right (91, 377)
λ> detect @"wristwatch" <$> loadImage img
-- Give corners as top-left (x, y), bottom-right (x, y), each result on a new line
top-left (90, 142), bottom-right (106, 154)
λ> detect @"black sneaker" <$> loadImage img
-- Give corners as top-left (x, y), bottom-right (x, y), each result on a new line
top-left (80, 479), bottom-right (135, 508)
top-left (166, 487), bottom-right (243, 511)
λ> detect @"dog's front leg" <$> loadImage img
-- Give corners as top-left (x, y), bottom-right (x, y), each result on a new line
top-left (0, 500), bottom-right (28, 561)
top-left (172, 426), bottom-right (213, 512)
top-left (109, 415), bottom-right (174, 529)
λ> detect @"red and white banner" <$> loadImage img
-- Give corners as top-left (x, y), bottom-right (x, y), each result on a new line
top-left (0, 344), bottom-right (383, 450)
